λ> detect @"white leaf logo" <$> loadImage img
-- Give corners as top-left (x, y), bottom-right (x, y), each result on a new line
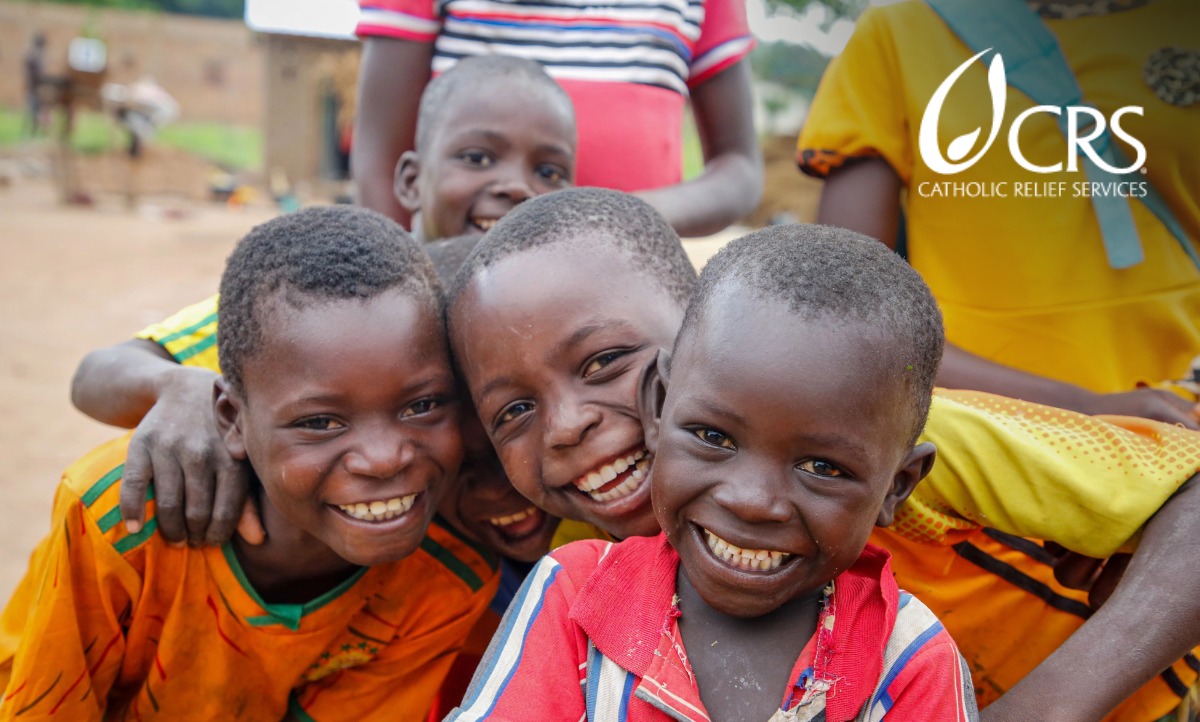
top-left (918, 49), bottom-right (1007, 174)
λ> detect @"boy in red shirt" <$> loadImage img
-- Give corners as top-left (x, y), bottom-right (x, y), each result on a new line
top-left (448, 225), bottom-right (976, 720)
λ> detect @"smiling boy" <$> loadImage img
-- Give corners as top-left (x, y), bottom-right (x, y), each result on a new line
top-left (0, 207), bottom-right (496, 721)
top-left (448, 226), bottom-right (977, 720)
top-left (446, 188), bottom-right (1200, 719)
top-left (70, 55), bottom-right (577, 548)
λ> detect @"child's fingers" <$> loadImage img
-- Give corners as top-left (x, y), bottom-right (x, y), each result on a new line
top-left (151, 448), bottom-right (188, 545)
top-left (120, 436), bottom-right (154, 534)
top-left (183, 464), bottom-right (216, 546)
top-left (236, 495), bottom-right (266, 546)
top-left (1051, 551), bottom-right (1104, 591)
top-left (205, 459), bottom-right (252, 546)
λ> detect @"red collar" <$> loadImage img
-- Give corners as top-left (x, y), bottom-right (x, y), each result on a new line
top-left (570, 534), bottom-right (898, 720)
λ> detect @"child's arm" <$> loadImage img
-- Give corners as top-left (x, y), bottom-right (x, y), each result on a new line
top-left (349, 35), bottom-right (433, 226)
top-left (979, 476), bottom-right (1200, 722)
top-left (634, 58), bottom-right (762, 238)
top-left (69, 297), bottom-right (259, 547)
top-left (445, 552), bottom-right (593, 721)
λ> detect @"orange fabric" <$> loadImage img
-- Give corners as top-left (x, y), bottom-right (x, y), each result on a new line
top-left (0, 436), bottom-right (498, 722)
top-left (885, 390), bottom-right (1200, 719)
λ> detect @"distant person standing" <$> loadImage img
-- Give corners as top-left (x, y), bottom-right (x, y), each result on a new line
top-left (23, 33), bottom-right (47, 137)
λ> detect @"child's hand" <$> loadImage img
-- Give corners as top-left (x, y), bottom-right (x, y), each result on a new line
top-left (1046, 544), bottom-right (1131, 611)
top-left (1080, 388), bottom-right (1200, 429)
top-left (119, 366), bottom-right (263, 546)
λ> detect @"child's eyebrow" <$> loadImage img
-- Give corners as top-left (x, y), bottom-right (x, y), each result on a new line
top-left (547, 323), bottom-right (608, 364)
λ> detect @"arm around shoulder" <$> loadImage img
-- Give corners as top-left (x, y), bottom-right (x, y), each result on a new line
top-left (981, 475), bottom-right (1200, 722)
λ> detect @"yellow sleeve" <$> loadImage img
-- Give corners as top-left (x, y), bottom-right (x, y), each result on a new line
top-left (893, 390), bottom-right (1200, 558)
top-left (796, 6), bottom-right (913, 180)
top-left (550, 519), bottom-right (612, 550)
top-left (134, 295), bottom-right (220, 372)
top-left (0, 472), bottom-right (142, 720)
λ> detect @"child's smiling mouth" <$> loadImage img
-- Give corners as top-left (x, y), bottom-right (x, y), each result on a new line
top-left (470, 216), bottom-right (500, 232)
top-left (335, 493), bottom-right (418, 523)
top-left (485, 505), bottom-right (549, 541)
top-left (702, 527), bottom-right (793, 572)
top-left (571, 448), bottom-right (651, 502)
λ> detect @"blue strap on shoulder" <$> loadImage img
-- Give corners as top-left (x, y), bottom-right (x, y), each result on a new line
top-left (925, 0), bottom-right (1199, 271)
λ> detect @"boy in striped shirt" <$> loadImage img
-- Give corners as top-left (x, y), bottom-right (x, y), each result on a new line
top-left (449, 224), bottom-right (976, 721)
top-left (0, 207), bottom-right (497, 721)
top-left (445, 188), bottom-right (1200, 719)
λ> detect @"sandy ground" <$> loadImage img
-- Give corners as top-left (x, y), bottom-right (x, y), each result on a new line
top-left (0, 175), bottom-right (275, 601)
top-left (0, 167), bottom-right (770, 602)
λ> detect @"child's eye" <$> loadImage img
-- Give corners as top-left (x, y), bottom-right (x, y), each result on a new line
top-left (294, 416), bottom-right (343, 431)
top-left (693, 428), bottom-right (736, 450)
top-left (402, 398), bottom-right (442, 418)
top-left (583, 350), bottom-right (625, 378)
top-left (497, 400), bottom-right (534, 427)
top-left (798, 459), bottom-right (844, 477)
top-left (536, 164), bottom-right (568, 185)
top-left (459, 150), bottom-right (493, 167)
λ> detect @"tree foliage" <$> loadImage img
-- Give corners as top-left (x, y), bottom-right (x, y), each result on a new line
top-left (34, 0), bottom-right (244, 20)
top-left (761, 0), bottom-right (866, 25)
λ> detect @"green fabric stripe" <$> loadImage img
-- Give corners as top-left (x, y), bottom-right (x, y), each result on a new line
top-left (288, 694), bottom-right (319, 722)
top-left (97, 486), bottom-right (155, 534)
top-left (220, 543), bottom-right (368, 631)
top-left (114, 518), bottom-right (159, 554)
top-left (156, 311), bottom-right (218, 345)
top-left (433, 514), bottom-right (499, 569)
top-left (173, 334), bottom-right (216, 363)
top-left (420, 536), bottom-right (483, 592)
top-left (81, 465), bottom-right (125, 507)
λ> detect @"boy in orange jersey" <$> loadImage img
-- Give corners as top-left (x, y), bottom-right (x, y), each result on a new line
top-left (69, 54), bottom-right (576, 548)
top-left (0, 206), bottom-right (497, 721)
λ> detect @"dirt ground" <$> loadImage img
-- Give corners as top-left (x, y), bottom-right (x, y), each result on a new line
top-left (0, 145), bottom-right (817, 602)
top-left (0, 168), bottom-right (275, 601)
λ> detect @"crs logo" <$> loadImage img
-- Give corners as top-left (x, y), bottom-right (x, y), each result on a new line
top-left (918, 49), bottom-right (1146, 175)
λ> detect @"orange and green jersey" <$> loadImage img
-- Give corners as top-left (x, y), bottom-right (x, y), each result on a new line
top-left (0, 436), bottom-right (499, 721)
top-left (888, 390), bottom-right (1200, 719)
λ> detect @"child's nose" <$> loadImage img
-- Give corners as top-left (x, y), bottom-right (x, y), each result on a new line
top-left (710, 464), bottom-right (795, 525)
top-left (343, 427), bottom-right (417, 479)
top-left (543, 396), bottom-right (601, 449)
top-left (488, 167), bottom-right (535, 203)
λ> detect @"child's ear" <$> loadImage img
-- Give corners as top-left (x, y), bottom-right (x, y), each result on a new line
top-left (213, 377), bottom-right (249, 462)
top-left (394, 151), bottom-right (422, 214)
top-left (876, 442), bottom-right (936, 527)
top-left (637, 349), bottom-right (671, 455)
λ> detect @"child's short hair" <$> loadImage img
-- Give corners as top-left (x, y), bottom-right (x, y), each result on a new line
top-left (449, 187), bottom-right (697, 307)
top-left (679, 224), bottom-right (945, 445)
top-left (217, 205), bottom-right (442, 393)
top-left (426, 233), bottom-right (482, 284)
top-left (415, 56), bottom-right (575, 154)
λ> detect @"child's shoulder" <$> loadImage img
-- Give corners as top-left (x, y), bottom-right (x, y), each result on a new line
top-left (391, 517), bottom-right (502, 599)
top-left (58, 434), bottom-right (162, 557)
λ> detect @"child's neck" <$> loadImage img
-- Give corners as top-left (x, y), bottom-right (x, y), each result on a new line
top-left (231, 490), bottom-right (362, 606)
top-left (676, 568), bottom-right (821, 722)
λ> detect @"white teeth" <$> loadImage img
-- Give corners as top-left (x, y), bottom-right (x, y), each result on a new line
top-left (472, 217), bottom-right (498, 231)
top-left (572, 450), bottom-right (652, 496)
top-left (488, 506), bottom-right (539, 528)
top-left (338, 494), bottom-right (417, 522)
top-left (703, 529), bottom-right (789, 572)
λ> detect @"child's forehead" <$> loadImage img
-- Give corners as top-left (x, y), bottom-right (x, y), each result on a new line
top-left (459, 245), bottom-right (680, 321)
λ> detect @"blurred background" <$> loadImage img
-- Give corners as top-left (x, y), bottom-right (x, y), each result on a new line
top-left (0, 0), bottom-right (869, 600)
